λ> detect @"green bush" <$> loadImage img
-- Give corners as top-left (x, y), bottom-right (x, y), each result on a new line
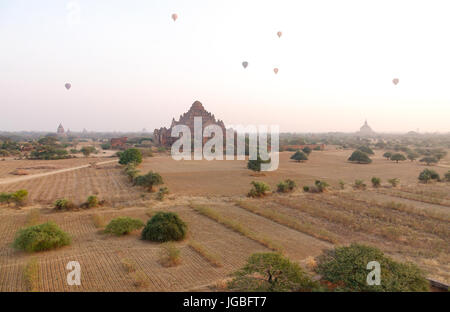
top-left (54, 198), bottom-right (75, 210)
top-left (314, 180), bottom-right (329, 192)
top-left (302, 147), bottom-right (312, 155)
top-left (348, 150), bottom-right (372, 164)
top-left (141, 212), bottom-right (187, 242)
top-left (353, 179), bottom-right (366, 190)
top-left (124, 164), bottom-right (140, 183)
top-left (371, 177), bottom-right (381, 188)
top-left (134, 171), bottom-right (163, 192)
top-left (156, 187), bottom-right (169, 200)
top-left (303, 186), bottom-right (310, 192)
top-left (119, 148), bottom-right (143, 165)
top-left (290, 151), bottom-right (308, 162)
top-left (228, 253), bottom-right (318, 292)
top-left (13, 222), bottom-right (71, 252)
top-left (87, 195), bottom-right (99, 208)
top-left (316, 244), bottom-right (429, 292)
top-left (388, 178), bottom-right (400, 187)
top-left (418, 169), bottom-right (440, 183)
top-left (277, 179), bottom-right (296, 193)
top-left (0, 190), bottom-right (28, 206)
top-left (445, 171), bottom-right (450, 182)
top-left (248, 181), bottom-right (271, 197)
top-left (104, 217), bottom-right (145, 236)
top-left (247, 155), bottom-right (270, 172)
top-left (338, 180), bottom-right (345, 190)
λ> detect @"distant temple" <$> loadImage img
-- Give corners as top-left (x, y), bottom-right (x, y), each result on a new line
top-left (358, 120), bottom-right (375, 136)
top-left (56, 123), bottom-right (66, 137)
top-left (110, 137), bottom-right (128, 150)
top-left (154, 101), bottom-right (226, 146)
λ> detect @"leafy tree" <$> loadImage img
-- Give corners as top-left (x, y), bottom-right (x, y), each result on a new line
top-left (81, 146), bottom-right (96, 157)
top-left (383, 152), bottom-right (392, 160)
top-left (420, 156), bottom-right (438, 165)
top-left (390, 153), bottom-right (406, 163)
top-left (407, 152), bottom-right (419, 161)
top-left (348, 150), bottom-right (372, 164)
top-left (134, 171), bottom-right (163, 192)
top-left (290, 151), bottom-right (308, 162)
top-left (228, 253), bottom-right (318, 292)
top-left (432, 150), bottom-right (447, 161)
top-left (119, 148), bottom-right (143, 165)
top-left (248, 181), bottom-right (271, 197)
top-left (316, 244), bottom-right (429, 291)
top-left (141, 212), bottom-right (187, 242)
top-left (418, 169), bottom-right (440, 183)
top-left (302, 146), bottom-right (312, 155)
top-left (357, 146), bottom-right (374, 155)
top-left (371, 177), bottom-right (381, 188)
top-left (104, 217), bottom-right (144, 236)
top-left (13, 222), bottom-right (71, 252)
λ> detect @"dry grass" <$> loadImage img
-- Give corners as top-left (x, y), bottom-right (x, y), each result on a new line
top-left (25, 209), bottom-right (40, 227)
top-left (190, 203), bottom-right (283, 253)
top-left (131, 270), bottom-right (149, 288)
top-left (159, 242), bottom-right (182, 267)
top-left (120, 258), bottom-right (137, 273)
top-left (23, 258), bottom-right (39, 292)
top-left (91, 214), bottom-right (106, 228)
top-left (188, 240), bottom-right (222, 268)
top-left (378, 189), bottom-right (450, 207)
top-left (235, 200), bottom-right (338, 244)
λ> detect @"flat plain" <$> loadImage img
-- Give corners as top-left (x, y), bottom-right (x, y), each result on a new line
top-left (0, 148), bottom-right (449, 291)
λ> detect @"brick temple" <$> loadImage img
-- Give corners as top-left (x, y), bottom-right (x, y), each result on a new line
top-left (153, 101), bottom-right (226, 146)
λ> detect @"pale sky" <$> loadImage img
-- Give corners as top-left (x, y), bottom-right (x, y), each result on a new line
top-left (1, 0), bottom-right (449, 133)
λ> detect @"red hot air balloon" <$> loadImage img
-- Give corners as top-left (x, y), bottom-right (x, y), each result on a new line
top-left (65, 83), bottom-right (71, 90)
top-left (242, 61), bottom-right (248, 69)
top-left (273, 68), bottom-right (279, 74)
top-left (392, 78), bottom-right (399, 85)
top-left (172, 13), bottom-right (178, 22)
top-left (277, 31), bottom-right (282, 38)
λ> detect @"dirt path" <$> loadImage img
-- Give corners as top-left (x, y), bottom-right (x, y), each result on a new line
top-left (0, 159), bottom-right (117, 186)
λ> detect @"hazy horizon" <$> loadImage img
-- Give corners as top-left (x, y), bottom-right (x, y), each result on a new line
top-left (1, 0), bottom-right (449, 133)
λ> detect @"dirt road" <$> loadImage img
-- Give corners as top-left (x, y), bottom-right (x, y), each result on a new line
top-left (0, 159), bottom-right (118, 186)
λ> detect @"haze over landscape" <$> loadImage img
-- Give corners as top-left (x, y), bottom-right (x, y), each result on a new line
top-left (1, 0), bottom-right (449, 133)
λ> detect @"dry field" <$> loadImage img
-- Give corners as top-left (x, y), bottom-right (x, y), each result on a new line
top-left (0, 157), bottom-right (99, 180)
top-left (0, 148), bottom-right (449, 291)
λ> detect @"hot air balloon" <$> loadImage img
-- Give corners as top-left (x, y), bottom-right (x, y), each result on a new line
top-left (65, 83), bottom-right (71, 90)
top-left (273, 68), bottom-right (279, 74)
top-left (172, 13), bottom-right (178, 22)
top-left (242, 61), bottom-right (248, 69)
top-left (392, 78), bottom-right (399, 85)
top-left (277, 31), bottom-right (282, 38)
